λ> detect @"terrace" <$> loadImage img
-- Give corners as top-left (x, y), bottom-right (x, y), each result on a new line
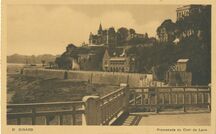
top-left (7, 85), bottom-right (211, 125)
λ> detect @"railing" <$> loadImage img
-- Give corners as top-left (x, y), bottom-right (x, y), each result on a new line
top-left (7, 101), bottom-right (84, 125)
top-left (82, 86), bottom-right (129, 125)
top-left (99, 87), bottom-right (128, 125)
top-left (7, 85), bottom-right (211, 125)
top-left (129, 86), bottom-right (211, 113)
top-left (7, 86), bottom-right (129, 125)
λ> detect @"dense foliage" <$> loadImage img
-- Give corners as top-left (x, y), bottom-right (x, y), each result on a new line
top-left (127, 35), bottom-right (210, 85)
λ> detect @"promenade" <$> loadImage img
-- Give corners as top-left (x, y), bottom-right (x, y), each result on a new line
top-left (118, 112), bottom-right (210, 126)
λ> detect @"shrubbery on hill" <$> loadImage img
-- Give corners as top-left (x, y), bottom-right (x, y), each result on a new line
top-left (128, 35), bottom-right (210, 85)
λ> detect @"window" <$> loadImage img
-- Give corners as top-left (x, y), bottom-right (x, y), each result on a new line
top-left (104, 60), bottom-right (108, 65)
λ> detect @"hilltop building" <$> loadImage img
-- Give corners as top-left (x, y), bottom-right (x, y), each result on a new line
top-left (176, 5), bottom-right (204, 21)
top-left (102, 49), bottom-right (137, 73)
top-left (176, 5), bottom-right (208, 39)
top-left (89, 23), bottom-right (148, 46)
top-left (157, 5), bottom-right (209, 43)
top-left (126, 31), bottom-right (147, 41)
top-left (89, 23), bottom-right (117, 47)
top-left (165, 59), bottom-right (192, 86)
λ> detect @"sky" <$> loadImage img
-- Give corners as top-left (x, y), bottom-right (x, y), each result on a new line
top-left (7, 4), bottom-right (179, 55)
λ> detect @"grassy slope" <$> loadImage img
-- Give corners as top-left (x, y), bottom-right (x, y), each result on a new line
top-left (7, 74), bottom-right (118, 104)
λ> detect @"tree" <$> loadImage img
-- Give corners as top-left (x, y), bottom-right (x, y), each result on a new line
top-left (144, 33), bottom-right (148, 39)
top-left (48, 62), bottom-right (55, 68)
top-left (66, 44), bottom-right (77, 53)
top-left (41, 60), bottom-right (46, 67)
top-left (129, 28), bottom-right (136, 34)
top-left (55, 56), bottom-right (73, 70)
top-left (108, 27), bottom-right (116, 34)
top-left (157, 19), bottom-right (177, 42)
top-left (117, 27), bottom-right (129, 45)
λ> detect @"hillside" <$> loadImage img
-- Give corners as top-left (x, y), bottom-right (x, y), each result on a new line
top-left (7, 54), bottom-right (58, 64)
top-left (127, 36), bottom-right (211, 85)
top-left (7, 74), bottom-right (118, 104)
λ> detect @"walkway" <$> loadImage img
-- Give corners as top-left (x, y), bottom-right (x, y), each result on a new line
top-left (114, 112), bottom-right (210, 126)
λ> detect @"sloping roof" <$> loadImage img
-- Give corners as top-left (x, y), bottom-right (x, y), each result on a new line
top-left (110, 57), bottom-right (126, 61)
top-left (88, 44), bottom-right (105, 47)
top-left (177, 59), bottom-right (189, 63)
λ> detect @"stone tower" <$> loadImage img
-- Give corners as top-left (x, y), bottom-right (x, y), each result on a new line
top-left (98, 23), bottom-right (103, 35)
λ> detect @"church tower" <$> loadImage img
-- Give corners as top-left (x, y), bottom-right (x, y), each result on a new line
top-left (98, 23), bottom-right (103, 35)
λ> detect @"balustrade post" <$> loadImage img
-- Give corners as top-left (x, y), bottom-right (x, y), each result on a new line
top-left (120, 83), bottom-right (129, 113)
top-left (196, 88), bottom-right (198, 104)
top-left (82, 96), bottom-right (101, 125)
top-left (45, 116), bottom-right (50, 125)
top-left (208, 87), bottom-right (211, 112)
top-left (72, 106), bottom-right (76, 125)
top-left (183, 88), bottom-right (186, 112)
top-left (201, 93), bottom-right (204, 104)
top-left (155, 89), bottom-right (159, 113)
top-left (59, 114), bottom-right (63, 125)
top-left (31, 108), bottom-right (36, 125)
top-left (17, 118), bottom-right (21, 125)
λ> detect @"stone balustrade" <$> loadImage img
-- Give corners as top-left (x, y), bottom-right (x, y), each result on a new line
top-left (7, 85), bottom-right (211, 125)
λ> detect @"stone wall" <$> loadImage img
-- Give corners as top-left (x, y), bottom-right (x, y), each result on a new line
top-left (23, 68), bottom-right (65, 79)
top-left (91, 73), bottom-right (128, 85)
top-left (22, 68), bottom-right (153, 87)
top-left (67, 71), bottom-right (92, 81)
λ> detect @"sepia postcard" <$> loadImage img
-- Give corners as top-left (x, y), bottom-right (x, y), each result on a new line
top-left (1, 0), bottom-right (216, 134)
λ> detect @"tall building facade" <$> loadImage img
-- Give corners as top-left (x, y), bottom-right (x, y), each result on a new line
top-left (176, 5), bottom-right (204, 21)
top-left (157, 5), bottom-right (208, 43)
top-left (89, 23), bottom-right (147, 46)
top-left (102, 49), bottom-right (137, 73)
top-left (176, 5), bottom-right (208, 39)
top-left (89, 23), bottom-right (117, 46)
